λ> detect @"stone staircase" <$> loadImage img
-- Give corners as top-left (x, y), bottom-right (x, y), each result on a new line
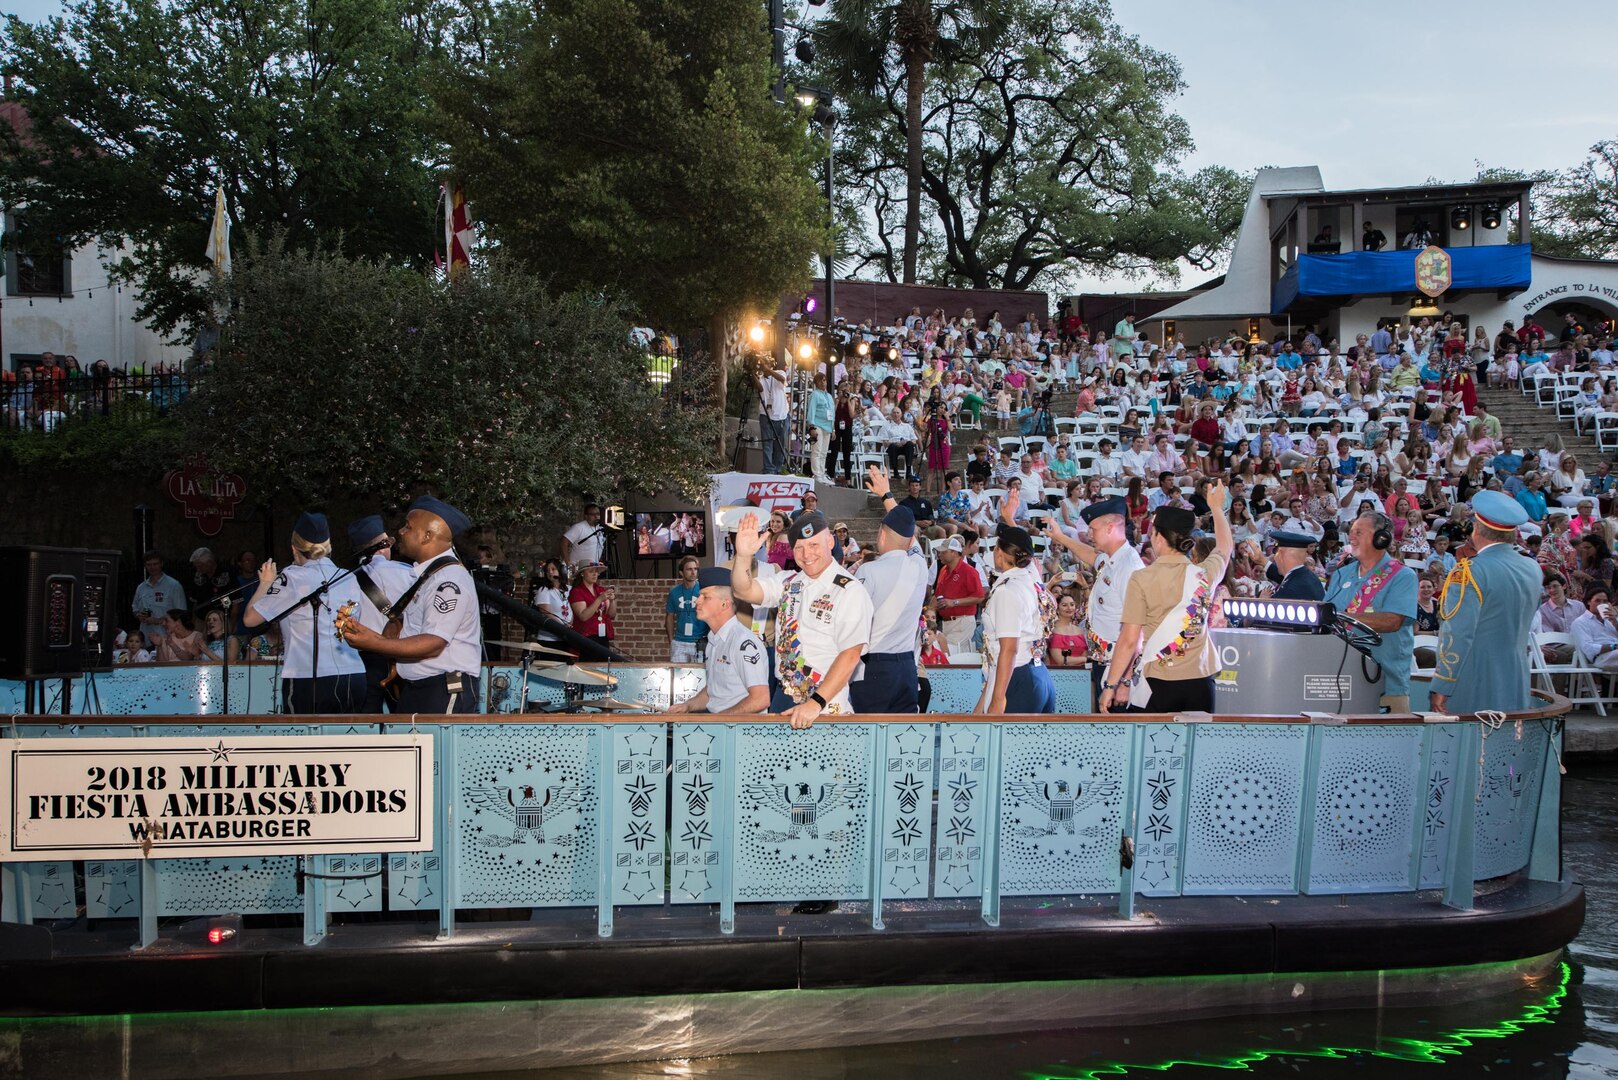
top-left (1477, 383), bottom-right (1612, 468)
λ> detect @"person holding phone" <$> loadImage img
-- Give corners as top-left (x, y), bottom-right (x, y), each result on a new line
top-left (569, 562), bottom-right (616, 650)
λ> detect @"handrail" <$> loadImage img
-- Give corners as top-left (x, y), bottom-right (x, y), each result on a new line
top-left (4, 692), bottom-right (1570, 728)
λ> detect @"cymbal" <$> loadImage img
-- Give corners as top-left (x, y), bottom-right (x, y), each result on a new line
top-left (588, 697), bottom-right (648, 713)
top-left (534, 665), bottom-right (619, 688)
top-left (488, 639), bottom-right (574, 659)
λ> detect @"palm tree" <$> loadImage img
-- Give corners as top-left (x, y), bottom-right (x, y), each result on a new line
top-left (811, 0), bottom-right (1003, 283)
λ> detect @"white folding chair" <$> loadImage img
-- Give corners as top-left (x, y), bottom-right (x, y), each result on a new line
top-left (1411, 634), bottom-right (1440, 679)
top-left (1532, 632), bottom-right (1607, 715)
top-left (1595, 411), bottom-right (1618, 453)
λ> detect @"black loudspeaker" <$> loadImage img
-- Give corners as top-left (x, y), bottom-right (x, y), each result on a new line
top-left (0, 546), bottom-right (121, 679)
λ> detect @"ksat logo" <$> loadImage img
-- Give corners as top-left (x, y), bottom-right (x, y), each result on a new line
top-left (745, 480), bottom-right (811, 515)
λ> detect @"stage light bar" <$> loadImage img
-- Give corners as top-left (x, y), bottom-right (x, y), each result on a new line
top-left (1223, 598), bottom-right (1335, 634)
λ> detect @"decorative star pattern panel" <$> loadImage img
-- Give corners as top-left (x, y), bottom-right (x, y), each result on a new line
top-left (1473, 720), bottom-right (1551, 881)
top-left (669, 724), bottom-right (724, 903)
top-left (733, 724), bottom-right (873, 902)
top-left (452, 724), bottom-right (601, 907)
top-left (1133, 723), bottom-right (1190, 897)
top-left (1420, 725), bottom-right (1458, 889)
top-left (932, 723), bottom-right (989, 898)
top-left (1182, 724), bottom-right (1310, 895)
top-left (877, 724), bottom-right (936, 901)
top-left (1307, 726), bottom-right (1423, 893)
top-left (611, 725), bottom-right (667, 905)
top-left (998, 724), bottom-right (1129, 896)
top-left (15, 725), bottom-right (135, 919)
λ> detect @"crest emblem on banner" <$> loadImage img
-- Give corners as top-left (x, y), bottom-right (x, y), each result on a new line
top-left (1414, 245), bottom-right (1452, 297)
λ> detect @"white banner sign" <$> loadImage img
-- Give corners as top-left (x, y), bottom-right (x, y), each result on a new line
top-left (0, 735), bottom-right (433, 861)
top-left (708, 471), bottom-right (814, 564)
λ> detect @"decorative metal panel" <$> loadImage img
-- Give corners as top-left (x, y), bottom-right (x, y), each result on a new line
top-left (1182, 724), bottom-right (1310, 895)
top-left (1052, 670), bottom-right (1093, 714)
top-left (1420, 724), bottom-right (1459, 889)
top-left (924, 669), bottom-right (984, 714)
top-left (84, 859), bottom-right (140, 918)
top-left (932, 723), bottom-right (989, 898)
top-left (1132, 723), bottom-right (1190, 897)
top-left (146, 724), bottom-right (308, 915)
top-left (669, 724), bottom-right (725, 903)
top-left (1307, 726), bottom-right (1423, 893)
top-left (317, 723), bottom-right (384, 913)
top-left (70, 666), bottom-right (279, 716)
top-left (1474, 720), bottom-right (1550, 880)
top-left (997, 723), bottom-right (1129, 896)
top-left (451, 724), bottom-right (600, 908)
top-left (733, 724), bottom-right (874, 902)
top-left (609, 724), bottom-right (667, 905)
top-left (876, 723), bottom-right (935, 901)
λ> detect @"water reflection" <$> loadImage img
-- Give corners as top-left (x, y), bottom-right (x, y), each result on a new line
top-left (471, 768), bottom-right (1618, 1079)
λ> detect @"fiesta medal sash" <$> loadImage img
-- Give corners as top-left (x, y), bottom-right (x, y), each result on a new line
top-left (773, 574), bottom-right (843, 713)
top-left (1127, 562), bottom-right (1211, 709)
top-left (1345, 556), bottom-right (1405, 616)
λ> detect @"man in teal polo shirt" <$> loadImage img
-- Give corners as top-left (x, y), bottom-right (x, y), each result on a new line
top-left (1325, 511), bottom-right (1418, 712)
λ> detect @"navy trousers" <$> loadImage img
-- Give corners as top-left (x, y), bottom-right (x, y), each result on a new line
top-left (1005, 661), bottom-right (1056, 714)
top-left (848, 652), bottom-right (919, 714)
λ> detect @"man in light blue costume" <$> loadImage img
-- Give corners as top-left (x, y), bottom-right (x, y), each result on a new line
top-left (1325, 511), bottom-right (1418, 712)
top-left (1429, 491), bottom-right (1541, 715)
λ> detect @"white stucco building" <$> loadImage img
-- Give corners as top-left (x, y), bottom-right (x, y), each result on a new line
top-left (1141, 166), bottom-right (1618, 348)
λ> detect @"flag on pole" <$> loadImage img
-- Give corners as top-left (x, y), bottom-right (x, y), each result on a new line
top-left (443, 182), bottom-right (472, 280)
top-left (204, 187), bottom-right (230, 277)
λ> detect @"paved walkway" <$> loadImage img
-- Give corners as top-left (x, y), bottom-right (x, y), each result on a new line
top-left (1565, 710), bottom-right (1618, 755)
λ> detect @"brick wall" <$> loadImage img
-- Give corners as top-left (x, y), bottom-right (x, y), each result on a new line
top-left (609, 578), bottom-right (678, 662)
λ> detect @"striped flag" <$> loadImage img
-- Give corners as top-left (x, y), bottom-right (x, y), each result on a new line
top-left (204, 187), bottom-right (230, 276)
top-left (443, 183), bottom-right (473, 279)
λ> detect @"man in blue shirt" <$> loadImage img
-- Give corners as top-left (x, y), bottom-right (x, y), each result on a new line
top-left (1324, 511), bottom-right (1418, 712)
top-left (1275, 342), bottom-right (1303, 371)
top-left (1368, 324), bottom-right (1393, 357)
top-left (1515, 473), bottom-right (1550, 522)
top-left (1489, 436), bottom-right (1524, 479)
top-left (665, 556), bottom-right (707, 663)
top-left (132, 551), bottom-right (187, 641)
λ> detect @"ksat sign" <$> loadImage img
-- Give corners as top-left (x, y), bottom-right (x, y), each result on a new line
top-left (164, 455), bottom-right (248, 537)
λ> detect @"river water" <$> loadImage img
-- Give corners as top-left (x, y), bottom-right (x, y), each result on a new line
top-left (510, 765), bottom-right (1618, 1080)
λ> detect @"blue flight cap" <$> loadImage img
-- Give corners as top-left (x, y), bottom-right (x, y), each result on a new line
top-left (881, 504), bottom-right (916, 539)
top-left (1080, 496), bottom-right (1127, 525)
top-left (1270, 529), bottom-right (1318, 549)
top-left (696, 566), bottom-right (731, 591)
top-left (346, 514), bottom-right (386, 549)
top-left (1473, 489), bottom-right (1528, 531)
top-left (293, 511), bottom-right (330, 545)
top-left (408, 495), bottom-right (473, 536)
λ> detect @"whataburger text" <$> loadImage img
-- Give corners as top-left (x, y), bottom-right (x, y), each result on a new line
top-left (0, 735), bottom-right (433, 860)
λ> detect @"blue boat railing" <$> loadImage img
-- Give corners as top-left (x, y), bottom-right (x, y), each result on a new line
top-left (0, 666), bottom-right (1568, 951)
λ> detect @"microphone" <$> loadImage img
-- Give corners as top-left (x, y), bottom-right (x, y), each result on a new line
top-left (353, 536), bottom-right (393, 562)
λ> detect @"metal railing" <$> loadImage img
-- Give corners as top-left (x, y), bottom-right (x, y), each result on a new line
top-left (1, 371), bottom-right (194, 432)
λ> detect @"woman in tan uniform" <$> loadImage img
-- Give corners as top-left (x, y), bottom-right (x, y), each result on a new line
top-left (1102, 481), bottom-right (1233, 713)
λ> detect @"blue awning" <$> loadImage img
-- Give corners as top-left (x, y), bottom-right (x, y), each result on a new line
top-left (1271, 244), bottom-right (1532, 313)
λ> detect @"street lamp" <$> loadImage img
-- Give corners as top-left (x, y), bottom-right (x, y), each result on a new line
top-left (793, 85), bottom-right (838, 342)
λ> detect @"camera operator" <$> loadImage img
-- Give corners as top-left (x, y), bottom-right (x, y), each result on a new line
top-left (755, 351), bottom-right (791, 475)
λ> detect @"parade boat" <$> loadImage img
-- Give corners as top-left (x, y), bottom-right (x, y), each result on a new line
top-left (0, 656), bottom-right (1581, 1078)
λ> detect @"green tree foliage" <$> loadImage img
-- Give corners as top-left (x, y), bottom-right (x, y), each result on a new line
top-left (1474, 142), bottom-right (1618, 260)
top-left (432, 0), bottom-right (829, 329)
top-left (182, 242), bottom-right (719, 529)
top-left (0, 0), bottom-right (452, 338)
top-left (809, 0), bottom-right (1246, 291)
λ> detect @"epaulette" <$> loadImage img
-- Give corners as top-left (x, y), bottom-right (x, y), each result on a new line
top-left (832, 573), bottom-right (853, 589)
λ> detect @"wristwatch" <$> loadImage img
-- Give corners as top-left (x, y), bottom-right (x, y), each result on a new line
top-left (881, 492), bottom-right (896, 502)
top-left (809, 690), bottom-right (828, 708)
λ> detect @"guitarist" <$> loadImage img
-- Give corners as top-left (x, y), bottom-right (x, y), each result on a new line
top-left (244, 511), bottom-right (368, 713)
top-left (344, 514), bottom-right (416, 713)
top-left (337, 496), bottom-right (484, 714)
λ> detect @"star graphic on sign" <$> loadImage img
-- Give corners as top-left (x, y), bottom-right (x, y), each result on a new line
top-left (943, 864), bottom-right (975, 894)
top-left (623, 821), bottom-right (657, 850)
top-left (624, 732), bottom-right (659, 758)
top-left (892, 817), bottom-right (922, 845)
top-left (682, 728), bottom-right (715, 757)
top-left (888, 865), bottom-right (922, 894)
top-left (682, 774), bottom-right (713, 813)
top-left (396, 875), bottom-right (434, 907)
top-left (947, 772), bottom-right (977, 808)
top-left (336, 883), bottom-right (376, 907)
top-left (96, 879), bottom-right (135, 915)
top-left (208, 740), bottom-right (234, 762)
top-left (622, 870), bottom-right (657, 901)
top-left (946, 815), bottom-right (975, 844)
top-left (680, 868), bottom-right (711, 899)
top-left (681, 819), bottom-right (713, 849)
top-left (894, 725), bottom-right (929, 755)
top-left (1147, 725), bottom-right (1180, 755)
top-left (1144, 813), bottom-right (1174, 841)
top-left (893, 772), bottom-right (924, 812)
top-left (948, 729), bottom-right (981, 755)
top-left (1140, 859), bottom-right (1171, 889)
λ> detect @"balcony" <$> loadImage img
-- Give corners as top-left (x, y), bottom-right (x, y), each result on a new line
top-left (1272, 243), bottom-right (1532, 313)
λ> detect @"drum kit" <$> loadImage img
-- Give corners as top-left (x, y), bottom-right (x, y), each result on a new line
top-left (487, 640), bottom-right (649, 713)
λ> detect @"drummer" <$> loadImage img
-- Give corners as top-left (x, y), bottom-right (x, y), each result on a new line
top-left (667, 567), bottom-right (769, 715)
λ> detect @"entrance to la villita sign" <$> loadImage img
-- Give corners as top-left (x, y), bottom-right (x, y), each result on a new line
top-left (0, 735), bottom-right (434, 860)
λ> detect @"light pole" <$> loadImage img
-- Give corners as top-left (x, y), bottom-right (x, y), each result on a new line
top-left (795, 87), bottom-right (837, 342)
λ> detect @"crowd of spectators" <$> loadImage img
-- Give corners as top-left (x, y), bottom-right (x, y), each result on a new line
top-left (116, 546), bottom-right (281, 663)
top-left (2, 353), bottom-right (190, 431)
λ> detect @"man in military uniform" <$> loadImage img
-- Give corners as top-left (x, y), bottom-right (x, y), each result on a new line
top-left (730, 508), bottom-right (874, 729)
top-left (1261, 530), bottom-right (1326, 601)
top-left (336, 496), bottom-right (484, 714)
top-left (1324, 511), bottom-right (1418, 712)
top-left (1430, 491), bottom-right (1540, 715)
top-left (345, 514), bottom-right (418, 713)
top-left (1040, 495), bottom-right (1142, 711)
top-left (667, 567), bottom-right (769, 715)
top-left (852, 473), bottom-right (929, 713)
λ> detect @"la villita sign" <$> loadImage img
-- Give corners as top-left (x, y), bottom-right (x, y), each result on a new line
top-left (164, 454), bottom-right (248, 537)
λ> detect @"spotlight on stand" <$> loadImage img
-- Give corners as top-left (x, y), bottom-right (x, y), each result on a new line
top-left (856, 340), bottom-right (870, 357)
top-left (1450, 205), bottom-right (1471, 231)
top-left (887, 346), bottom-right (899, 363)
top-left (1482, 203), bottom-right (1502, 230)
top-left (801, 295), bottom-right (818, 316)
top-left (797, 340), bottom-right (816, 363)
top-left (748, 324), bottom-right (766, 345)
top-left (1224, 598), bottom-right (1336, 634)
